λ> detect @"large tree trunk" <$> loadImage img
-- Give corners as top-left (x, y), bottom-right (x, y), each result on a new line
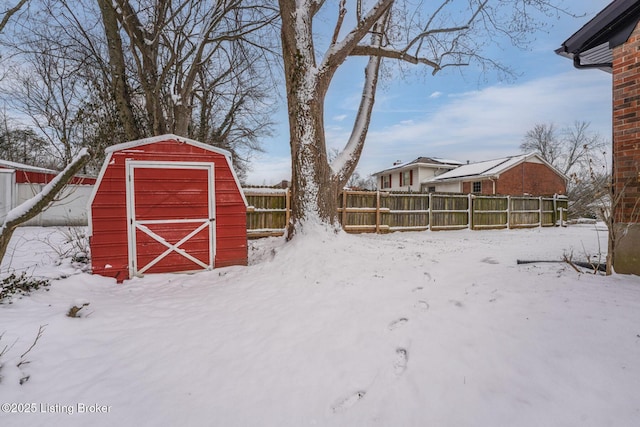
top-left (280, 2), bottom-right (340, 238)
top-left (98, 0), bottom-right (140, 142)
top-left (279, 1), bottom-right (389, 238)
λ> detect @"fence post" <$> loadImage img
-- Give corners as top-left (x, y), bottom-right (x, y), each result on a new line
top-left (342, 190), bottom-right (348, 227)
top-left (285, 188), bottom-right (291, 228)
top-left (428, 192), bottom-right (432, 231)
top-left (539, 196), bottom-right (543, 227)
top-left (552, 194), bottom-right (558, 226)
top-left (468, 193), bottom-right (473, 230)
top-left (507, 195), bottom-right (511, 229)
top-left (558, 207), bottom-right (564, 227)
top-left (375, 190), bottom-right (381, 234)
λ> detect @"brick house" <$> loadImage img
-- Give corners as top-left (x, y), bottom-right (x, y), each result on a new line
top-left (557, 0), bottom-right (640, 275)
top-left (424, 153), bottom-right (567, 196)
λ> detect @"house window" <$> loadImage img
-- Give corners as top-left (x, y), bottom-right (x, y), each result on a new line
top-left (472, 181), bottom-right (482, 193)
top-left (401, 170), bottom-right (412, 187)
top-left (428, 186), bottom-right (436, 193)
top-left (381, 175), bottom-right (391, 189)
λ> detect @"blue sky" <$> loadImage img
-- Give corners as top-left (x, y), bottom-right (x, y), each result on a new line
top-left (245, 0), bottom-right (614, 185)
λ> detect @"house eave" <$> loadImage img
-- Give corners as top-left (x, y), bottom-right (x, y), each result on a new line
top-left (556, 0), bottom-right (640, 73)
top-left (372, 161), bottom-right (458, 176)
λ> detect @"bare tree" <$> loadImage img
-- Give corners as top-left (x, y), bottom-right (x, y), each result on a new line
top-left (279, 0), bottom-right (571, 238)
top-left (346, 171), bottom-right (375, 191)
top-left (521, 121), bottom-right (606, 176)
top-left (104, 0), bottom-right (278, 136)
top-left (521, 121), bottom-right (608, 220)
top-left (2, 0), bottom-right (276, 178)
top-left (521, 123), bottom-right (561, 169)
top-left (5, 45), bottom-right (89, 167)
top-left (0, 124), bottom-right (49, 166)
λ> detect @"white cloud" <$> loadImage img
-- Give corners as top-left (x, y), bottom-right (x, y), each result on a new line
top-left (358, 71), bottom-right (612, 176)
top-left (245, 153), bottom-right (291, 186)
top-left (429, 91), bottom-right (443, 99)
top-left (248, 70), bottom-right (613, 182)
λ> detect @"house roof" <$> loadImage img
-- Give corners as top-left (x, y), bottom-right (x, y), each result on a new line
top-left (373, 156), bottom-right (463, 175)
top-left (556, 0), bottom-right (640, 73)
top-left (423, 153), bottom-right (567, 184)
top-left (0, 159), bottom-right (59, 175)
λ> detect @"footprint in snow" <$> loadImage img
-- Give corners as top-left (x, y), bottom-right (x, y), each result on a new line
top-left (414, 300), bottom-right (429, 311)
top-left (394, 348), bottom-right (408, 376)
top-left (412, 286), bottom-right (424, 293)
top-left (388, 317), bottom-right (408, 331)
top-left (331, 390), bottom-right (367, 413)
top-left (481, 257), bottom-right (499, 264)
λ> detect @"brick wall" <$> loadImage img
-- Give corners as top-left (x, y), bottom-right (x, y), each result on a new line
top-left (612, 21), bottom-right (640, 224)
top-left (460, 161), bottom-right (566, 196)
top-left (497, 162), bottom-right (566, 196)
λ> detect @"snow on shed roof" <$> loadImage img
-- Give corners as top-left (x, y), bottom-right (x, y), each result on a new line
top-left (424, 153), bottom-right (561, 183)
top-left (105, 134), bottom-right (233, 158)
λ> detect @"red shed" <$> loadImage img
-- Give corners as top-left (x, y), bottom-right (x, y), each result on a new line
top-left (88, 134), bottom-right (248, 282)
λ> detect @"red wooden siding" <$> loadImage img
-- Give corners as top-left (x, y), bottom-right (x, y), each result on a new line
top-left (0, 166), bottom-right (96, 185)
top-left (90, 137), bottom-right (247, 282)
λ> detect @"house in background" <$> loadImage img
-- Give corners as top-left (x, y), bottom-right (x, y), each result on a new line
top-left (0, 159), bottom-right (96, 226)
top-left (372, 157), bottom-right (462, 192)
top-left (556, 0), bottom-right (640, 275)
top-left (424, 153), bottom-right (567, 196)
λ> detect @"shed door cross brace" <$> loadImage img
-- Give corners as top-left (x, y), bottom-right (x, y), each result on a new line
top-left (135, 220), bottom-right (211, 274)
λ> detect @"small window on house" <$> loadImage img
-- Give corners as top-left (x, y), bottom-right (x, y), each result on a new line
top-left (381, 175), bottom-right (391, 189)
top-left (428, 186), bottom-right (436, 193)
top-left (402, 170), bottom-right (411, 187)
top-left (472, 181), bottom-right (482, 193)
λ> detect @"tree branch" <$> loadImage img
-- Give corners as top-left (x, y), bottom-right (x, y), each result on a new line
top-left (330, 0), bottom-right (347, 47)
top-left (0, 0), bottom-right (28, 34)
top-left (317, 0), bottom-right (393, 84)
top-left (331, 12), bottom-right (388, 184)
top-left (350, 45), bottom-right (441, 71)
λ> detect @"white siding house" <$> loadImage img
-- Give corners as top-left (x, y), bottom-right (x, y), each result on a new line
top-left (0, 160), bottom-right (96, 226)
top-left (373, 157), bottom-right (462, 192)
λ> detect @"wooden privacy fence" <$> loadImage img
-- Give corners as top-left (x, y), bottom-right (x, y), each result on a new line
top-left (244, 188), bottom-right (568, 238)
top-left (245, 188), bottom-right (290, 238)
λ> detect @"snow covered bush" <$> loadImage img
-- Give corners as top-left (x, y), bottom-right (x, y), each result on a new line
top-left (0, 272), bottom-right (50, 304)
top-left (49, 226), bottom-right (91, 267)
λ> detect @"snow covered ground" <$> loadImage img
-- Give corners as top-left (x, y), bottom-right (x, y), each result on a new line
top-left (1, 224), bottom-right (639, 427)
